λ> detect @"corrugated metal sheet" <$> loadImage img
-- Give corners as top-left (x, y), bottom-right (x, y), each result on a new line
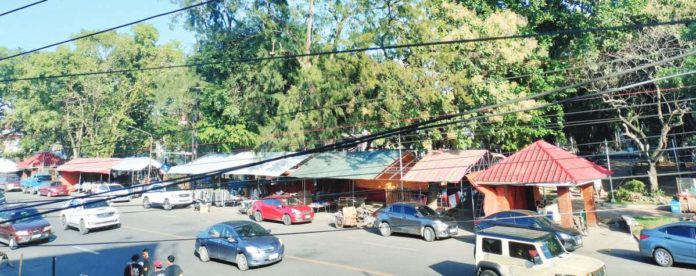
top-left (224, 152), bottom-right (308, 177)
top-left (472, 140), bottom-right (611, 185)
top-left (18, 152), bottom-right (64, 169)
top-left (57, 158), bottom-right (122, 174)
top-left (167, 153), bottom-right (247, 175)
top-left (290, 151), bottom-right (401, 180)
top-left (111, 157), bottom-right (162, 171)
top-left (402, 150), bottom-right (488, 183)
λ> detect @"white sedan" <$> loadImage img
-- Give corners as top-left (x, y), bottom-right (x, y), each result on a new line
top-left (92, 184), bottom-right (131, 202)
top-left (60, 198), bottom-right (121, 234)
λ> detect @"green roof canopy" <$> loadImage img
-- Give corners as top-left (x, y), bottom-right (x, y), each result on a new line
top-left (290, 150), bottom-right (401, 180)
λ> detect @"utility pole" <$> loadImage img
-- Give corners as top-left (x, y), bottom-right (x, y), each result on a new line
top-left (398, 134), bottom-right (404, 201)
top-left (604, 140), bottom-right (615, 203)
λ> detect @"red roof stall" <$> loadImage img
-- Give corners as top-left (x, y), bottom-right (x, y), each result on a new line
top-left (469, 140), bottom-right (611, 228)
top-left (57, 158), bottom-right (122, 191)
top-left (18, 152), bottom-right (65, 178)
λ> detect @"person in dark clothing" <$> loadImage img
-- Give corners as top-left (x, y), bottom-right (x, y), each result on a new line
top-left (164, 255), bottom-right (183, 276)
top-left (141, 249), bottom-right (152, 276)
top-left (124, 254), bottom-right (144, 276)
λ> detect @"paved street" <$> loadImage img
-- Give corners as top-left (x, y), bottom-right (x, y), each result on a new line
top-left (1, 192), bottom-right (694, 276)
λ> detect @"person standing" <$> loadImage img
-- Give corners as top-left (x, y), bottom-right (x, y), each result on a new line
top-left (152, 261), bottom-right (166, 276)
top-left (164, 255), bottom-right (183, 276)
top-left (124, 254), bottom-right (144, 276)
top-left (141, 249), bottom-right (152, 276)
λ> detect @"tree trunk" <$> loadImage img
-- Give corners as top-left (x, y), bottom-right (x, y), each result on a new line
top-left (303, 0), bottom-right (314, 65)
top-left (648, 162), bottom-right (659, 193)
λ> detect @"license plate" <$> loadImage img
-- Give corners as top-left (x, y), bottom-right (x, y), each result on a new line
top-left (269, 253), bottom-right (279, 260)
top-left (449, 228), bottom-right (457, 233)
top-left (31, 234), bottom-right (41, 239)
top-left (304, 215), bottom-right (311, 219)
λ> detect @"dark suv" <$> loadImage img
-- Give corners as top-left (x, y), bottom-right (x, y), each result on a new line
top-left (373, 202), bottom-right (458, 242)
top-left (0, 206), bottom-right (52, 249)
top-left (475, 209), bottom-right (583, 251)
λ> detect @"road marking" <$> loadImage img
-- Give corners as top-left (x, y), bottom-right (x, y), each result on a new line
top-left (72, 246), bottom-right (100, 255)
top-left (285, 255), bottom-right (394, 276)
top-left (360, 242), bottom-right (417, 252)
top-left (123, 226), bottom-right (187, 239)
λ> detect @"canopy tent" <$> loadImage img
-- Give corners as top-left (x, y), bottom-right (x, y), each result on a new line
top-left (224, 152), bottom-right (309, 177)
top-left (0, 158), bottom-right (19, 173)
top-left (290, 150), bottom-right (402, 180)
top-left (111, 157), bottom-right (162, 171)
top-left (469, 140), bottom-right (611, 228)
top-left (402, 150), bottom-right (489, 183)
top-left (18, 152), bottom-right (64, 169)
top-left (57, 158), bottom-right (122, 174)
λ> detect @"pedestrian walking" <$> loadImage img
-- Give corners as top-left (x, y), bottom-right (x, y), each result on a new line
top-left (152, 260), bottom-right (166, 276)
top-left (124, 254), bottom-right (144, 276)
top-left (164, 255), bottom-right (183, 276)
top-left (141, 249), bottom-right (152, 276)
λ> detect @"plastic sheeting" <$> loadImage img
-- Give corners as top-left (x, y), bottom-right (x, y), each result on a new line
top-left (111, 157), bottom-right (162, 171)
top-left (0, 158), bottom-right (18, 173)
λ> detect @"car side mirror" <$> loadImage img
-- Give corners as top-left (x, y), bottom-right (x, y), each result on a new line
top-left (532, 255), bottom-right (542, 265)
top-left (267, 228), bottom-right (272, 234)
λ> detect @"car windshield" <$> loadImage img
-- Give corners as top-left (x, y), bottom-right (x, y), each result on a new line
top-left (6, 176), bottom-right (19, 181)
top-left (165, 184), bottom-right (182, 191)
top-left (416, 205), bottom-right (439, 216)
top-left (36, 175), bottom-right (51, 181)
top-left (51, 182), bottom-right (61, 187)
top-left (234, 223), bottom-right (269, 237)
top-left (84, 200), bottom-right (109, 209)
top-left (535, 216), bottom-right (556, 227)
top-left (107, 185), bottom-right (124, 191)
top-left (10, 209), bottom-right (42, 223)
top-left (281, 197), bottom-right (302, 206)
top-left (540, 236), bottom-right (565, 259)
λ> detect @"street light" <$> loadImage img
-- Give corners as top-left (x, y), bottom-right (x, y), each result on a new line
top-left (128, 126), bottom-right (154, 183)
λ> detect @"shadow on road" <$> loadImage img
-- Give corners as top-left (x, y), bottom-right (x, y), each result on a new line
top-left (597, 248), bottom-right (647, 263)
top-left (453, 234), bottom-right (475, 244)
top-left (429, 260), bottom-right (475, 275)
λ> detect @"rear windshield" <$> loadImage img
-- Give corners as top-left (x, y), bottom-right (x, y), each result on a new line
top-left (84, 200), bottom-right (109, 209)
top-left (51, 182), bottom-right (62, 187)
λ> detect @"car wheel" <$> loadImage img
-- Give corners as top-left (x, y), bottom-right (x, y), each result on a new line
top-left (335, 214), bottom-right (344, 228)
top-left (653, 248), bottom-right (674, 267)
top-left (423, 226), bottom-right (436, 242)
top-left (142, 197), bottom-right (151, 209)
top-left (479, 269), bottom-right (499, 276)
top-left (254, 211), bottom-right (263, 222)
top-left (79, 219), bottom-right (89, 235)
top-left (61, 215), bottom-right (70, 230)
top-left (379, 222), bottom-right (391, 237)
top-left (114, 223), bottom-right (121, 229)
top-left (282, 214), bottom-right (292, 225)
top-left (8, 237), bottom-right (18, 250)
top-left (198, 246), bottom-right (210, 262)
top-left (163, 199), bottom-right (172, 210)
top-left (236, 253), bottom-right (249, 271)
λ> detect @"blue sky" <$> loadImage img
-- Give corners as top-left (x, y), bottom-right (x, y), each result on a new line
top-left (0, 0), bottom-right (197, 53)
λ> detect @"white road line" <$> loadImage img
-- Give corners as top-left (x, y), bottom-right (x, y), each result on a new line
top-left (360, 242), bottom-right (417, 252)
top-left (72, 246), bottom-right (100, 255)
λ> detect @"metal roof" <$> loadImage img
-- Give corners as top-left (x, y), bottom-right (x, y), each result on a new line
top-left (18, 152), bottom-right (64, 169)
top-left (57, 158), bottom-right (122, 174)
top-left (402, 150), bottom-right (488, 183)
top-left (290, 150), bottom-right (402, 180)
top-left (167, 153), bottom-right (242, 175)
top-left (111, 157), bottom-right (162, 171)
top-left (224, 152), bottom-right (309, 177)
top-left (167, 152), bottom-right (308, 176)
top-left (471, 140), bottom-right (611, 186)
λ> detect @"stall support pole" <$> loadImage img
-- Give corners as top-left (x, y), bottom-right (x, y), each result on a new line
top-left (470, 186), bottom-right (475, 219)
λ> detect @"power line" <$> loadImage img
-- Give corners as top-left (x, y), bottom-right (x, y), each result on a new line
top-left (0, 0), bottom-right (220, 62)
top-left (0, 0), bottom-right (47, 17)
top-left (2, 18), bottom-right (695, 82)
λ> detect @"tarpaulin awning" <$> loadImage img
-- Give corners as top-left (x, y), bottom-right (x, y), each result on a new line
top-left (224, 152), bottom-right (309, 177)
top-left (18, 152), bottom-right (64, 169)
top-left (290, 150), bottom-right (402, 180)
top-left (57, 158), bottom-right (122, 174)
top-left (167, 153), bottom-right (249, 175)
top-left (111, 157), bottom-right (162, 171)
top-left (0, 158), bottom-right (19, 173)
top-left (470, 140), bottom-right (611, 186)
top-left (402, 150), bottom-right (488, 183)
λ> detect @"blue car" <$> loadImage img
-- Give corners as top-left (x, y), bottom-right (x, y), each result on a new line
top-left (639, 221), bottom-right (696, 267)
top-left (195, 221), bottom-right (284, 271)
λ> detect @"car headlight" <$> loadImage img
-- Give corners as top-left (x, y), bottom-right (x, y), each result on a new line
top-left (292, 209), bottom-right (302, 215)
top-left (245, 246), bottom-right (261, 254)
top-left (558, 232), bottom-right (571, 240)
top-left (434, 220), bottom-right (449, 230)
top-left (15, 230), bottom-right (29, 236)
top-left (43, 226), bottom-right (51, 232)
top-left (279, 239), bottom-right (284, 247)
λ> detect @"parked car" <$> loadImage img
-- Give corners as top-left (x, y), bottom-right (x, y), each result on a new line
top-left (0, 190), bottom-right (5, 205)
top-left (373, 202), bottom-right (458, 242)
top-left (38, 182), bottom-right (70, 197)
top-left (252, 195), bottom-right (314, 225)
top-left (92, 183), bottom-right (131, 202)
top-left (20, 173), bottom-right (52, 194)
top-left (475, 226), bottom-right (605, 276)
top-left (0, 174), bottom-right (21, 192)
top-left (474, 209), bottom-right (584, 251)
top-left (60, 198), bottom-right (120, 234)
top-left (639, 221), bottom-right (696, 267)
top-left (142, 182), bottom-right (192, 210)
top-left (0, 205), bottom-right (52, 250)
top-left (195, 221), bottom-right (284, 271)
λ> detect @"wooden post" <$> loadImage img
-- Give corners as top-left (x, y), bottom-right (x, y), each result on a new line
top-left (581, 184), bottom-right (598, 227)
top-left (19, 253), bottom-right (23, 276)
top-left (556, 186), bottom-right (574, 228)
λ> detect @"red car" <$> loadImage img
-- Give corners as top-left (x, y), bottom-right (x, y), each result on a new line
top-left (38, 182), bottom-right (70, 197)
top-left (252, 195), bottom-right (314, 225)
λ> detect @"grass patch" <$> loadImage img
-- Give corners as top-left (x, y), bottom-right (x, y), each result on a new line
top-left (630, 216), bottom-right (679, 237)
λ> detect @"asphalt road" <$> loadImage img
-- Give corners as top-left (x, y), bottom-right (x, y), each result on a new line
top-left (0, 192), bottom-right (694, 276)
